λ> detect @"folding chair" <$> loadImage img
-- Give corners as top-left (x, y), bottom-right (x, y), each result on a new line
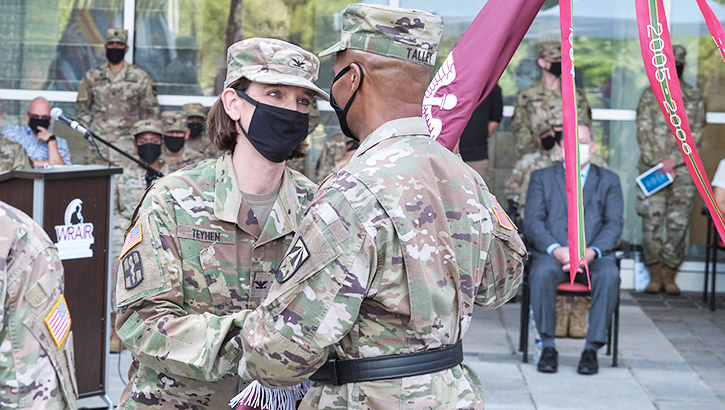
top-left (702, 206), bottom-right (724, 311)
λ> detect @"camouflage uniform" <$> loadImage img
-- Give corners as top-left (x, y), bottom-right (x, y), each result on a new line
top-left (237, 6), bottom-right (526, 409)
top-left (0, 134), bottom-right (30, 173)
top-left (635, 46), bottom-right (706, 270)
top-left (511, 41), bottom-right (592, 157)
top-left (182, 103), bottom-right (222, 159)
top-left (287, 100), bottom-right (322, 179)
top-left (114, 154), bottom-right (316, 409)
top-left (114, 37), bottom-right (326, 410)
top-left (77, 28), bottom-right (159, 166)
top-left (314, 132), bottom-right (348, 183)
top-left (0, 201), bottom-right (77, 409)
top-left (159, 110), bottom-right (206, 172)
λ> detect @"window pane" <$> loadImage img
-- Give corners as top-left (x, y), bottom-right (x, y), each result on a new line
top-left (0, 0), bottom-right (123, 91)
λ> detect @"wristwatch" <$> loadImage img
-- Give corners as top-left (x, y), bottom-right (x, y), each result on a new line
top-left (48, 135), bottom-right (56, 141)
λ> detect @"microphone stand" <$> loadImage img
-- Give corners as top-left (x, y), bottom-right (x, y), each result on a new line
top-left (75, 128), bottom-right (164, 188)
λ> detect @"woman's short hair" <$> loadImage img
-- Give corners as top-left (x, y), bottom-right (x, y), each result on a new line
top-left (207, 77), bottom-right (307, 159)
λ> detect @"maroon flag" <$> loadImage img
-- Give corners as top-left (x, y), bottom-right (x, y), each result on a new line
top-left (424, 0), bottom-right (546, 150)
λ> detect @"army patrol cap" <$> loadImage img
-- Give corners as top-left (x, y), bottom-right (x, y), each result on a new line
top-left (161, 111), bottom-right (188, 133)
top-left (106, 28), bottom-right (128, 44)
top-left (224, 37), bottom-right (329, 101)
top-left (132, 119), bottom-right (163, 137)
top-left (673, 45), bottom-right (686, 64)
top-left (182, 103), bottom-right (207, 119)
top-left (319, 4), bottom-right (443, 66)
top-left (537, 41), bottom-right (560, 60)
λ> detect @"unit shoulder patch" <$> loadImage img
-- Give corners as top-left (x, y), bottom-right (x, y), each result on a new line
top-left (490, 194), bottom-right (514, 231)
top-left (275, 237), bottom-right (310, 283)
top-left (122, 250), bottom-right (144, 289)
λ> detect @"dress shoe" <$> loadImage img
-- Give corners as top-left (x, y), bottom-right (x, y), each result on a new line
top-left (555, 296), bottom-right (568, 337)
top-left (568, 296), bottom-right (589, 339)
top-left (537, 347), bottom-right (558, 373)
top-left (577, 349), bottom-right (598, 375)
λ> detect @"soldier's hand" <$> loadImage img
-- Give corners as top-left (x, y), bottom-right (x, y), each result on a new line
top-left (659, 159), bottom-right (676, 179)
top-left (36, 127), bottom-right (54, 142)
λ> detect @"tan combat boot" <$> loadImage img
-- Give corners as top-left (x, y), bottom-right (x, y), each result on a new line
top-left (555, 295), bottom-right (569, 337)
top-left (662, 265), bottom-right (681, 295)
top-left (569, 296), bottom-right (590, 338)
top-left (644, 263), bottom-right (663, 294)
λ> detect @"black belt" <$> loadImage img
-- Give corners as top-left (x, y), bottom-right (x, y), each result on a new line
top-left (309, 340), bottom-right (464, 385)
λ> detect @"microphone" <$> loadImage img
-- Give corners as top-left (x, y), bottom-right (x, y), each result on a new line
top-left (50, 107), bottom-right (91, 137)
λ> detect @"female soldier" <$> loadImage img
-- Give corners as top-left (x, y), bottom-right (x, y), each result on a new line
top-left (114, 38), bottom-right (328, 410)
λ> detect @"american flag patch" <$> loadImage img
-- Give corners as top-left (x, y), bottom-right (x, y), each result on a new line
top-left (45, 295), bottom-right (71, 348)
top-left (490, 194), bottom-right (514, 231)
top-left (119, 221), bottom-right (142, 259)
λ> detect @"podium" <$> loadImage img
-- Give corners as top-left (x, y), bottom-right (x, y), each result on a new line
top-left (0, 165), bottom-right (123, 406)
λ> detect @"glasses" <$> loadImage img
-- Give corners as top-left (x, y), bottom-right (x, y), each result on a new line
top-left (28, 113), bottom-right (51, 120)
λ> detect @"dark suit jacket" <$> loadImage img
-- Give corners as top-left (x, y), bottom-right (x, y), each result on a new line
top-left (523, 162), bottom-right (624, 257)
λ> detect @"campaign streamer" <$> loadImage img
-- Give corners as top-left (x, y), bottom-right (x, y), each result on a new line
top-left (697, 0), bottom-right (725, 62)
top-left (560, 0), bottom-right (590, 287)
top-left (635, 0), bottom-right (725, 242)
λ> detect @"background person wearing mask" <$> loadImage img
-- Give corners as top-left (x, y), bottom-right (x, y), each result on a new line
top-left (182, 103), bottom-right (222, 158)
top-left (113, 37), bottom-right (325, 410)
top-left (525, 123), bottom-right (623, 375)
top-left (76, 28), bottom-right (159, 166)
top-left (1, 97), bottom-right (71, 167)
top-left (160, 110), bottom-right (205, 172)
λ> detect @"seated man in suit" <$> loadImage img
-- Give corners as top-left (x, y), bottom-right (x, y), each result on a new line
top-left (524, 122), bottom-right (623, 375)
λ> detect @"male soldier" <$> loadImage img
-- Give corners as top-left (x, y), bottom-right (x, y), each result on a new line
top-left (0, 200), bottom-right (77, 409)
top-left (182, 102), bottom-right (221, 158)
top-left (636, 45), bottom-right (706, 295)
top-left (159, 110), bottom-right (205, 172)
top-left (236, 5), bottom-right (526, 409)
top-left (77, 28), bottom-right (159, 166)
top-left (0, 99), bottom-right (31, 172)
top-left (512, 41), bottom-right (592, 157)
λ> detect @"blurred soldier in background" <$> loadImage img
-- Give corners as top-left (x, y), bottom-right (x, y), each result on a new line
top-left (160, 110), bottom-right (205, 172)
top-left (182, 103), bottom-right (222, 158)
top-left (77, 28), bottom-right (159, 166)
top-left (636, 45), bottom-right (706, 295)
top-left (0, 99), bottom-right (31, 172)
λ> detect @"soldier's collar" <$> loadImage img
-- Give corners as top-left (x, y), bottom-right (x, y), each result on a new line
top-left (351, 117), bottom-right (430, 161)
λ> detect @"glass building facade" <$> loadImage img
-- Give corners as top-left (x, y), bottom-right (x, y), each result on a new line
top-left (1, 0), bottom-right (724, 259)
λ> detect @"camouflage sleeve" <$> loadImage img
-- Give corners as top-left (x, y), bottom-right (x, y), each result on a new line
top-left (504, 160), bottom-right (526, 204)
top-left (238, 188), bottom-right (375, 387)
top-left (315, 135), bottom-right (346, 183)
top-left (138, 75), bottom-right (160, 120)
top-left (475, 205), bottom-right (526, 309)
top-left (576, 88), bottom-right (592, 123)
top-left (115, 189), bottom-right (246, 382)
top-left (636, 89), bottom-right (662, 168)
top-left (76, 75), bottom-right (93, 127)
top-left (12, 142), bottom-right (30, 171)
top-left (511, 94), bottom-right (533, 157)
top-left (686, 91), bottom-right (707, 151)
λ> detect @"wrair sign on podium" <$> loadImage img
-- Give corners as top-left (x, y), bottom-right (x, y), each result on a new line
top-left (54, 198), bottom-right (95, 260)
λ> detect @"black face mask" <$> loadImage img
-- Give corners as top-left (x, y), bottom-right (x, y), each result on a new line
top-left (106, 47), bottom-right (125, 64)
top-left (676, 63), bottom-right (684, 78)
top-left (137, 143), bottom-right (162, 164)
top-left (330, 63), bottom-right (364, 141)
top-left (164, 135), bottom-right (185, 153)
top-left (188, 122), bottom-right (204, 140)
top-left (547, 61), bottom-right (562, 77)
top-left (28, 117), bottom-right (50, 134)
top-left (235, 89), bottom-right (309, 163)
top-left (541, 130), bottom-right (563, 151)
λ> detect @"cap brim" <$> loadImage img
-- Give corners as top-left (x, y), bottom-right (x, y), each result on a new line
top-left (319, 41), bottom-right (344, 59)
top-left (245, 71), bottom-right (330, 102)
